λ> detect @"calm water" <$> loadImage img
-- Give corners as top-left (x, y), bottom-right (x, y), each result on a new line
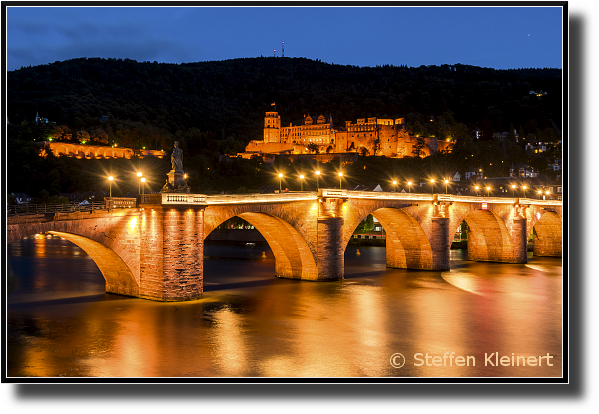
top-left (6, 235), bottom-right (562, 378)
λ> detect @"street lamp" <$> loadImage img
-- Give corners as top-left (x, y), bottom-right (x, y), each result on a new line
top-left (299, 174), bottom-right (305, 191)
top-left (444, 179), bottom-right (449, 194)
top-left (108, 176), bottom-right (113, 197)
top-left (338, 172), bottom-right (343, 189)
top-left (141, 177), bottom-right (146, 195)
top-left (430, 179), bottom-right (435, 194)
top-left (407, 181), bottom-right (412, 193)
top-left (315, 170), bottom-right (320, 189)
top-left (486, 186), bottom-right (491, 197)
top-left (392, 180), bottom-right (397, 192)
top-left (512, 184), bottom-right (516, 197)
top-left (522, 185), bottom-right (527, 198)
top-left (278, 173), bottom-right (283, 192)
top-left (538, 189), bottom-right (543, 199)
top-left (475, 185), bottom-right (480, 196)
top-left (137, 171), bottom-right (142, 194)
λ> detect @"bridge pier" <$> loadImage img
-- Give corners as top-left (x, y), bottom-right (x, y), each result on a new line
top-left (139, 202), bottom-right (204, 301)
top-left (429, 217), bottom-right (451, 270)
top-left (317, 216), bottom-right (344, 280)
top-left (511, 217), bottom-right (528, 263)
top-left (316, 194), bottom-right (345, 280)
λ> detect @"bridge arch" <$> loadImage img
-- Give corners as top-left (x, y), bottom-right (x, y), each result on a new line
top-left (342, 204), bottom-right (442, 270)
top-left (459, 209), bottom-right (518, 262)
top-left (371, 208), bottom-right (434, 270)
top-left (7, 211), bottom-right (142, 297)
top-left (238, 213), bottom-right (317, 279)
top-left (47, 231), bottom-right (139, 296)
top-left (202, 204), bottom-right (319, 280)
top-left (448, 203), bottom-right (562, 261)
top-left (528, 210), bottom-right (562, 257)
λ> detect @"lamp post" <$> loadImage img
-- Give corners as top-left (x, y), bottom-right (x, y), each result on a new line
top-left (430, 179), bottom-right (435, 194)
top-left (137, 171), bottom-right (142, 194)
top-left (278, 173), bottom-right (283, 192)
top-left (315, 170), bottom-right (320, 189)
top-left (545, 190), bottom-right (550, 200)
top-left (338, 172), bottom-right (343, 189)
top-left (108, 176), bottom-right (113, 197)
top-left (522, 185), bottom-right (527, 198)
top-left (407, 181), bottom-right (412, 193)
top-left (392, 180), bottom-right (397, 192)
top-left (512, 184), bottom-right (516, 197)
top-left (486, 186), bottom-right (491, 197)
top-left (299, 174), bottom-right (305, 191)
top-left (141, 177), bottom-right (146, 195)
top-left (444, 179), bottom-right (449, 194)
top-left (475, 185), bottom-right (480, 196)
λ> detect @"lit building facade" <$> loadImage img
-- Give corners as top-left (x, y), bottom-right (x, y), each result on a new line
top-left (242, 110), bottom-right (453, 159)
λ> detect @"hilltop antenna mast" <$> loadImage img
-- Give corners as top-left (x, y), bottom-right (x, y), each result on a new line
top-left (274, 49), bottom-right (276, 57)
top-left (282, 41), bottom-right (284, 57)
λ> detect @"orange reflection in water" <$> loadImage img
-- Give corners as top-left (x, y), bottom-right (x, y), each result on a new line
top-left (7, 240), bottom-right (562, 378)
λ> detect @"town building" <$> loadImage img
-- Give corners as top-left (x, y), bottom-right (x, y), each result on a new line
top-left (41, 142), bottom-right (166, 160)
top-left (240, 110), bottom-right (454, 159)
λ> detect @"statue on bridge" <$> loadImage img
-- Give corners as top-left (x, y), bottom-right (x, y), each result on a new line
top-left (162, 141), bottom-right (190, 193)
top-left (171, 141), bottom-right (184, 173)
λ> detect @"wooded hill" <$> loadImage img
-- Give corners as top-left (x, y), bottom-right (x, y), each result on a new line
top-left (6, 57), bottom-right (562, 198)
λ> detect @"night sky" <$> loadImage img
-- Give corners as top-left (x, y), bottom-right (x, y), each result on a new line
top-left (6, 5), bottom-right (564, 71)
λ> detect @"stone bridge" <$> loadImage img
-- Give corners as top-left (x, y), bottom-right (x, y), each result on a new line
top-left (6, 190), bottom-right (562, 302)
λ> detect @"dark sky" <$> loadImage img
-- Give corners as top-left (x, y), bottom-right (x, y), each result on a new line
top-left (6, 5), bottom-right (564, 71)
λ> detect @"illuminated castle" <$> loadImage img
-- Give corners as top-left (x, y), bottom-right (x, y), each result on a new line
top-left (241, 108), bottom-right (453, 159)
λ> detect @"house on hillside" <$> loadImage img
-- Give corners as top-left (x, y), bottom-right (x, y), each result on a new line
top-left (464, 168), bottom-right (482, 181)
top-left (353, 184), bottom-right (384, 192)
top-left (12, 193), bottom-right (32, 204)
top-left (510, 163), bottom-right (539, 178)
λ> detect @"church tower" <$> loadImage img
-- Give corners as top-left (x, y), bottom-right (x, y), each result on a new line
top-left (263, 111), bottom-right (281, 143)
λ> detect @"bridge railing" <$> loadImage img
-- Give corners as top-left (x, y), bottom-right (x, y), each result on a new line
top-left (105, 197), bottom-right (137, 209)
top-left (7, 201), bottom-right (108, 216)
top-left (346, 190), bottom-right (434, 201)
top-left (9, 192), bottom-right (560, 215)
top-left (205, 192), bottom-right (317, 205)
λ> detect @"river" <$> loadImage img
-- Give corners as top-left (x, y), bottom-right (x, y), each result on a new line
top-left (6, 234), bottom-right (563, 378)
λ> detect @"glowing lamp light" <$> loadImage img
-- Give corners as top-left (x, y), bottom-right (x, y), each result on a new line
top-left (129, 217), bottom-right (138, 229)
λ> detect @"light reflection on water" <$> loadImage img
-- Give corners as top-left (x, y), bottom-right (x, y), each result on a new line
top-left (7, 237), bottom-right (562, 378)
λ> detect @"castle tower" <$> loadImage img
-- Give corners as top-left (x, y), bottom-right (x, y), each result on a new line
top-left (264, 111), bottom-right (281, 143)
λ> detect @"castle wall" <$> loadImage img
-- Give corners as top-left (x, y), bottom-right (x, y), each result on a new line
top-left (249, 111), bottom-right (454, 159)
